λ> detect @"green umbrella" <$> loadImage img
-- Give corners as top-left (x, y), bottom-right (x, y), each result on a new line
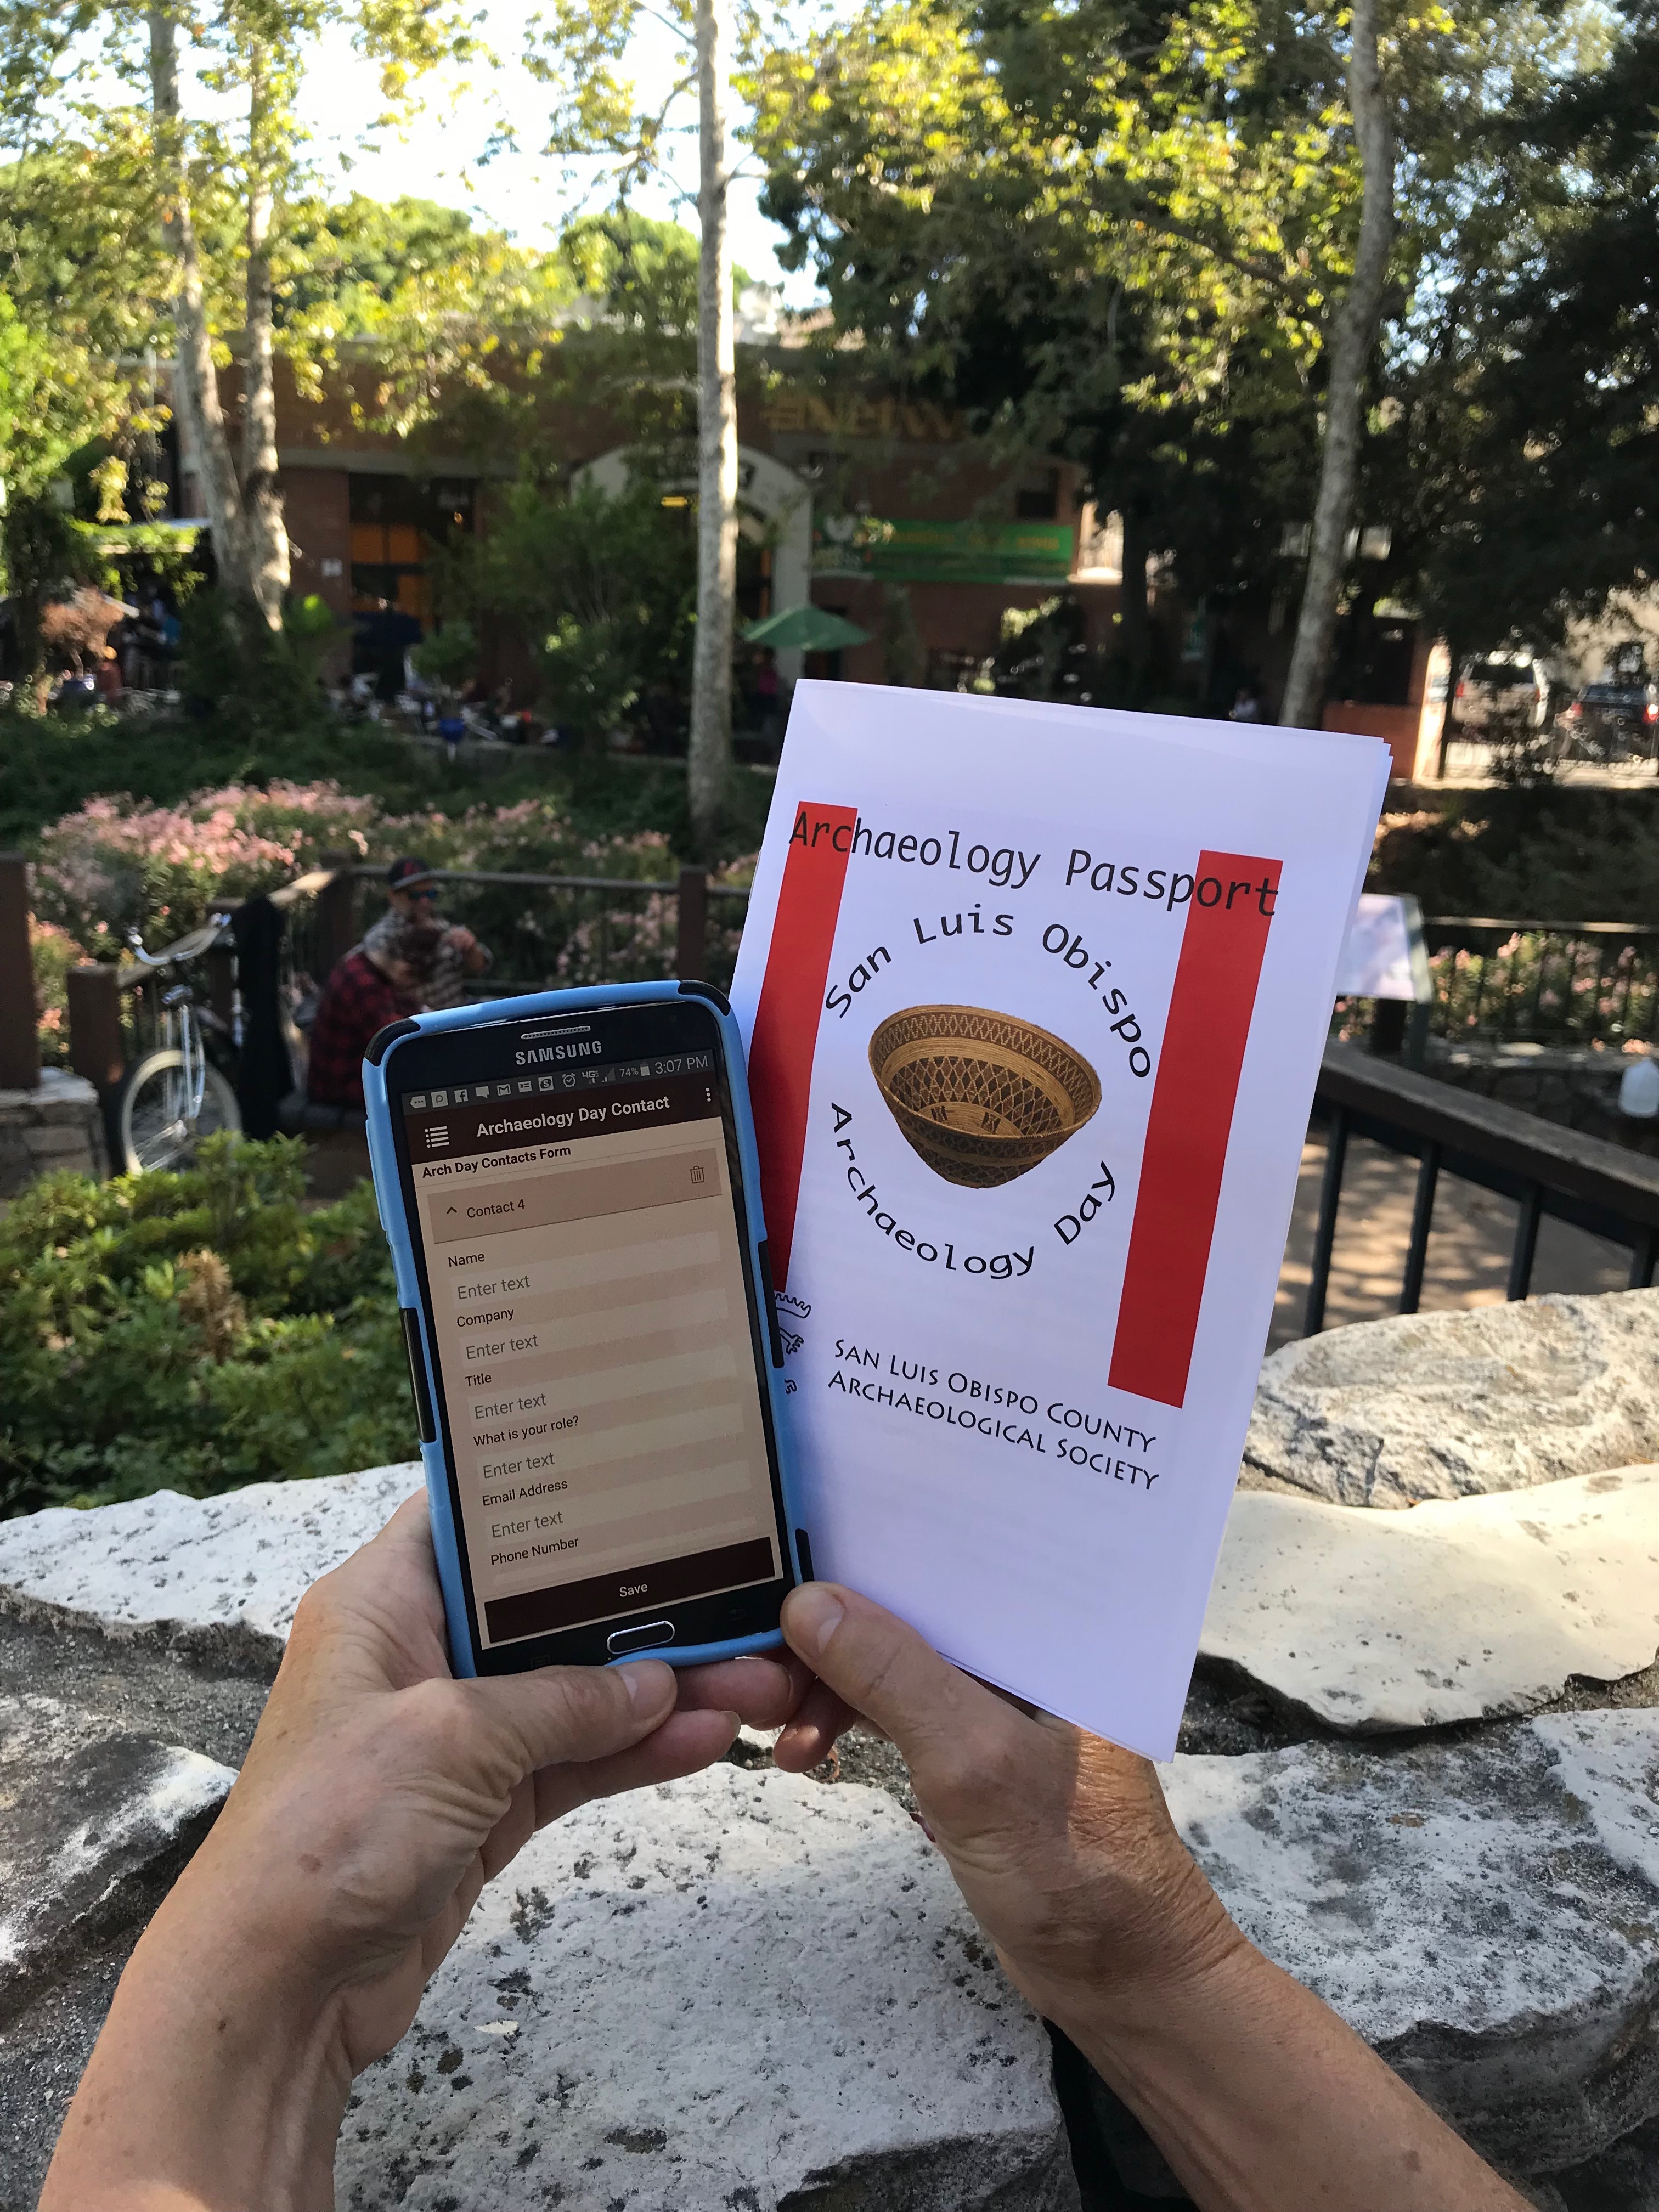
top-left (743, 602), bottom-right (871, 652)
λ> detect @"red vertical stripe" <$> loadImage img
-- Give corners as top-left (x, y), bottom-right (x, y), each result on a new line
top-left (748, 802), bottom-right (859, 1288)
top-left (1108, 851), bottom-right (1282, 1408)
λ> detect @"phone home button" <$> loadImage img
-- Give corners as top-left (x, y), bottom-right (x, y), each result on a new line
top-left (607, 1620), bottom-right (676, 1657)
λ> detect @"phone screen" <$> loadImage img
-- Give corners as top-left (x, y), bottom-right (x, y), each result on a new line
top-left (387, 999), bottom-right (789, 1664)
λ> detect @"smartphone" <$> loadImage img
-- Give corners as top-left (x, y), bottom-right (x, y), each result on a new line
top-left (362, 980), bottom-right (806, 1677)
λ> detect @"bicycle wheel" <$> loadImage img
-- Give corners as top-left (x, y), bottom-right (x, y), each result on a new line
top-left (111, 1049), bottom-right (241, 1175)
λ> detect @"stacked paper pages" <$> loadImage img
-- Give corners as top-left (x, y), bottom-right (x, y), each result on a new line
top-left (731, 685), bottom-right (1389, 1756)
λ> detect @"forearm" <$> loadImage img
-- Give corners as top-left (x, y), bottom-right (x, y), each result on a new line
top-left (1048, 1940), bottom-right (1528, 2212)
top-left (40, 1874), bottom-right (347, 2212)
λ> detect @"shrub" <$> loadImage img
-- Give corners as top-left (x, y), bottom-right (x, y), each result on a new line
top-left (1370, 787), bottom-right (1659, 923)
top-left (30, 917), bottom-right (80, 1065)
top-left (22, 766), bottom-right (765, 1042)
top-left (0, 697), bottom-right (427, 849)
top-left (0, 1135), bottom-right (416, 1515)
top-left (30, 781), bottom-right (386, 948)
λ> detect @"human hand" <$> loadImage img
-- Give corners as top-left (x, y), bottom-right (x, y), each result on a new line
top-left (42, 1499), bottom-right (809, 2211)
top-left (771, 1583), bottom-right (1238, 2035)
top-left (770, 1588), bottom-right (1531, 2212)
top-left (210, 1497), bottom-right (808, 2066)
top-left (445, 923), bottom-right (477, 955)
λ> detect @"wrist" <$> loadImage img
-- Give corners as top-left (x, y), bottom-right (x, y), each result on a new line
top-left (42, 1869), bottom-right (351, 2212)
top-left (1005, 1849), bottom-right (1249, 2052)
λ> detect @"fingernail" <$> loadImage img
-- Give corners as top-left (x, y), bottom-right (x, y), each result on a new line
top-left (788, 1584), bottom-right (844, 1658)
top-left (618, 1661), bottom-right (670, 1708)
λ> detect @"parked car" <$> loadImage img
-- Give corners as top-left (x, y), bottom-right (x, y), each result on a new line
top-left (1556, 680), bottom-right (1659, 760)
top-left (1453, 655), bottom-right (1550, 733)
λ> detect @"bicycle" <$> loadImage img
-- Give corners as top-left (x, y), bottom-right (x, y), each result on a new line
top-left (109, 917), bottom-right (244, 1175)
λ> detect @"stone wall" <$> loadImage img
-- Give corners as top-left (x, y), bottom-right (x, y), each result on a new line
top-left (0, 1072), bottom-right (106, 1202)
top-left (1425, 1037), bottom-right (1659, 1158)
top-left (1, 1293), bottom-right (1656, 2210)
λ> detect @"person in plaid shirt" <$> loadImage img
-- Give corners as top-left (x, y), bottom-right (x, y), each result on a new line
top-left (306, 916), bottom-right (444, 1111)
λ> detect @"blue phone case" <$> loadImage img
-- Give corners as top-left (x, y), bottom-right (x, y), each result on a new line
top-left (362, 980), bottom-right (804, 1677)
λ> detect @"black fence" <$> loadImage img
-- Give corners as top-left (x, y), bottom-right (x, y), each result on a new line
top-left (1418, 917), bottom-right (1659, 1050)
top-left (308, 864), bottom-right (751, 1004)
top-left (45, 860), bottom-right (747, 1127)
top-left (1304, 1042), bottom-right (1659, 1335)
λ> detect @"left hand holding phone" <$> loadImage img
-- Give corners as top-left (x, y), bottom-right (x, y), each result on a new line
top-left (40, 1496), bottom-right (814, 2212)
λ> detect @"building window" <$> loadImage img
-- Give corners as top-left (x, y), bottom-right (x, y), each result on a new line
top-left (1015, 469), bottom-right (1060, 521)
top-left (348, 475), bottom-right (474, 629)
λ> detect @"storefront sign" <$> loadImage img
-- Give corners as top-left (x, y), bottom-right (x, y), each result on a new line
top-left (814, 516), bottom-right (1075, 584)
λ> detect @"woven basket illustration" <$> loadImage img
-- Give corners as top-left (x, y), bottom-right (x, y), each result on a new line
top-left (868, 1005), bottom-right (1101, 1189)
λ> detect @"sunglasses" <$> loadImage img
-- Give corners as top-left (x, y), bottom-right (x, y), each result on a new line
top-left (401, 885), bottom-right (439, 901)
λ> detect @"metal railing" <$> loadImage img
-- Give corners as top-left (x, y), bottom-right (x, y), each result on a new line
top-left (1303, 1042), bottom-right (1659, 1335)
top-left (1417, 917), bottom-right (1659, 1050)
top-left (312, 863), bottom-right (749, 1003)
top-left (38, 857), bottom-right (744, 1111)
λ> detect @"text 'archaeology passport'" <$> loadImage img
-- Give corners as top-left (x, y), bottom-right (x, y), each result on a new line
top-left (729, 684), bottom-right (1390, 1756)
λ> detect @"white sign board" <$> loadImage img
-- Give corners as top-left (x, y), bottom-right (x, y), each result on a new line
top-left (1336, 891), bottom-right (1431, 1002)
top-left (731, 685), bottom-right (1389, 1756)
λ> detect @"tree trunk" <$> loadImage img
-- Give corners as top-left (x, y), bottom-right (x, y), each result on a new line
top-left (1277, 0), bottom-right (1395, 730)
top-left (1437, 630), bottom-right (1466, 777)
top-left (1118, 504), bottom-right (1150, 677)
top-left (689, 0), bottom-right (739, 856)
top-left (148, 7), bottom-right (255, 612)
top-left (240, 45), bottom-right (288, 630)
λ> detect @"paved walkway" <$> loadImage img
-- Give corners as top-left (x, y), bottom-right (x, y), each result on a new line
top-left (1270, 1128), bottom-right (1631, 1350)
top-left (1430, 748), bottom-right (1659, 791)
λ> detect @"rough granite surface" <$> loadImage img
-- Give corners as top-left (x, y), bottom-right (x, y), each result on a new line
top-left (1201, 1465), bottom-right (1659, 1729)
top-left (5, 1278), bottom-right (1659, 2203)
top-left (0, 1462), bottom-right (420, 1662)
top-left (0, 1694), bottom-right (233, 2009)
top-left (1242, 1289), bottom-right (1659, 1506)
top-left (1161, 1706), bottom-right (1659, 2173)
top-left (335, 1762), bottom-right (1082, 2212)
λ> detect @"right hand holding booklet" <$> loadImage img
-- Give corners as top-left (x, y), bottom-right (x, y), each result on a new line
top-left (730, 685), bottom-right (1390, 1758)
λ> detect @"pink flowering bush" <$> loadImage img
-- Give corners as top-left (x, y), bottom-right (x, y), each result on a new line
top-left (29, 783), bottom-right (685, 945)
top-left (29, 920), bottom-right (81, 1066)
top-left (31, 785), bottom-right (388, 951)
top-left (551, 851), bottom-right (752, 989)
top-left (25, 780), bottom-right (748, 1025)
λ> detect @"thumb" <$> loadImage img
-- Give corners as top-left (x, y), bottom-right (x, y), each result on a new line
top-left (781, 1583), bottom-right (1005, 1781)
top-left (461, 1658), bottom-right (678, 1778)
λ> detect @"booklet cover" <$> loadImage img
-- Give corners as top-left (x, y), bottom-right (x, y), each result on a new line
top-left (730, 683), bottom-right (1389, 1756)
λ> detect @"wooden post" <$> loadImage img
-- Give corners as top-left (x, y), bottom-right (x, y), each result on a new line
top-left (0, 853), bottom-right (40, 1091)
top-left (1369, 998), bottom-right (1407, 1057)
top-left (315, 851), bottom-right (357, 976)
top-left (67, 964), bottom-right (126, 1089)
top-left (676, 866), bottom-right (709, 980)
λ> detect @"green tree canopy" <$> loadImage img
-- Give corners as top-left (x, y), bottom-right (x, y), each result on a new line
top-left (1393, 0), bottom-right (1659, 661)
top-left (748, 0), bottom-right (1620, 698)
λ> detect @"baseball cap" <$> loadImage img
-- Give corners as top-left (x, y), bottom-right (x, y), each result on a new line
top-left (387, 856), bottom-right (436, 890)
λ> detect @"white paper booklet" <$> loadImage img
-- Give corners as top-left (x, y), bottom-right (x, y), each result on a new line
top-left (730, 683), bottom-right (1389, 1756)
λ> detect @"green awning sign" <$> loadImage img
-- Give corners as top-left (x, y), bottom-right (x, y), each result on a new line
top-left (814, 517), bottom-right (1074, 584)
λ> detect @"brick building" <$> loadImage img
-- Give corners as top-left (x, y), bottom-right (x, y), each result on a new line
top-left (171, 342), bottom-right (1127, 695)
top-left (168, 340), bottom-right (1442, 770)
